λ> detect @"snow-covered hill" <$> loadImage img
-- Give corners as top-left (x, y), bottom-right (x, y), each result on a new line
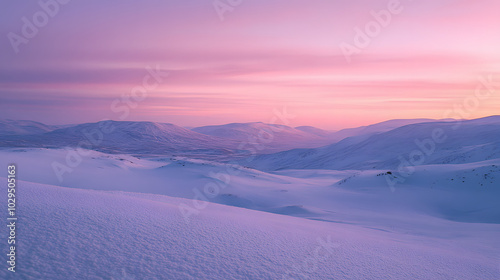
top-left (0, 179), bottom-right (498, 280)
top-left (334, 118), bottom-right (443, 137)
top-left (1, 148), bottom-right (498, 225)
top-left (1, 117), bottom-right (499, 279)
top-left (0, 118), bottom-right (456, 158)
top-left (0, 112), bottom-right (500, 279)
top-left (192, 122), bottom-right (333, 152)
top-left (248, 116), bottom-right (500, 171)
top-left (0, 119), bottom-right (57, 135)
top-left (0, 121), bottom-right (243, 159)
top-left (295, 125), bottom-right (333, 137)
top-left (193, 119), bottom-right (454, 154)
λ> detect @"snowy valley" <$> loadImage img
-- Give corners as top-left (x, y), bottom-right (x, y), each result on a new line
top-left (0, 117), bottom-right (499, 279)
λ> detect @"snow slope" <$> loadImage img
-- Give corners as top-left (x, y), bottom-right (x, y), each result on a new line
top-left (0, 180), bottom-right (498, 280)
top-left (332, 118), bottom-right (444, 138)
top-left (192, 122), bottom-right (333, 152)
top-left (0, 118), bottom-right (457, 158)
top-left (1, 148), bottom-right (499, 226)
top-left (191, 120), bottom-right (447, 153)
top-left (295, 125), bottom-right (333, 137)
top-left (0, 119), bottom-right (56, 136)
top-left (1, 117), bottom-right (499, 279)
top-left (248, 117), bottom-right (500, 171)
top-left (0, 121), bottom-right (243, 159)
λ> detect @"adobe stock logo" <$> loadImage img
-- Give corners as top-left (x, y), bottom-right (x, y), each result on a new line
top-left (7, 0), bottom-right (71, 54)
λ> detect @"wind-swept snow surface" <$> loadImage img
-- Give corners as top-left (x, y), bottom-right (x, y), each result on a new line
top-left (1, 148), bottom-right (498, 225)
top-left (1, 116), bottom-right (499, 279)
top-left (0, 180), bottom-right (498, 280)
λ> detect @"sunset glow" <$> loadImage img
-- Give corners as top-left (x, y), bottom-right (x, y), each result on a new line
top-left (1, 0), bottom-right (499, 129)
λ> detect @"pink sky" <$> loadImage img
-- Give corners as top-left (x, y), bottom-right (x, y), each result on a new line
top-left (0, 0), bottom-right (499, 129)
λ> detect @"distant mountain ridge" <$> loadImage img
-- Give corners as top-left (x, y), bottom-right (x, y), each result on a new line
top-left (0, 119), bottom-right (57, 135)
top-left (191, 119), bottom-right (454, 153)
top-left (1, 117), bottom-right (491, 163)
top-left (245, 116), bottom-right (500, 171)
top-left (192, 122), bottom-right (333, 152)
top-left (0, 120), bottom-right (241, 158)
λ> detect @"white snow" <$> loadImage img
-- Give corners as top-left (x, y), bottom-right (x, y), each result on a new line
top-left (0, 179), bottom-right (498, 280)
top-left (0, 116), bottom-right (499, 279)
top-left (248, 117), bottom-right (500, 171)
top-left (192, 122), bottom-right (334, 153)
top-left (0, 121), bottom-right (242, 159)
top-left (0, 119), bottom-right (56, 135)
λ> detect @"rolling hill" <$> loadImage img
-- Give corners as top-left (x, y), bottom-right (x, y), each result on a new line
top-left (246, 116), bottom-right (500, 171)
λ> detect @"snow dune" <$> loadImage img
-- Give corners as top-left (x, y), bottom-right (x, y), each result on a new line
top-left (0, 116), bottom-right (499, 279)
top-left (1, 148), bottom-right (498, 225)
top-left (0, 180), bottom-right (498, 280)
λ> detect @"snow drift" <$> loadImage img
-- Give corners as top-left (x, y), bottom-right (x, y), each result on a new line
top-left (0, 180), bottom-right (497, 280)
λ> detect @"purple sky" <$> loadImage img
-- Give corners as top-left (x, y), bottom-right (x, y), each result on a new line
top-left (1, 0), bottom-right (499, 129)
